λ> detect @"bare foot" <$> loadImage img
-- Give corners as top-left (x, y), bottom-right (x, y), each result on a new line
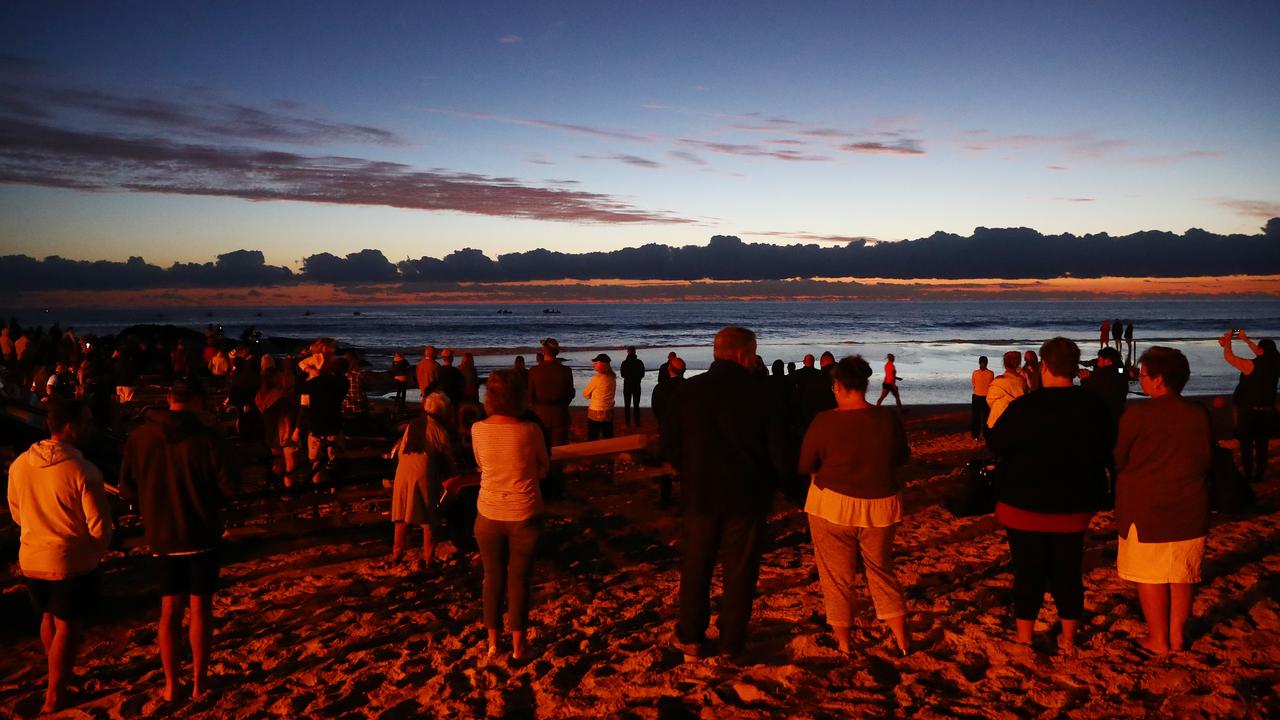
top-left (1139, 636), bottom-right (1170, 655)
top-left (163, 682), bottom-right (178, 702)
top-left (40, 693), bottom-right (61, 715)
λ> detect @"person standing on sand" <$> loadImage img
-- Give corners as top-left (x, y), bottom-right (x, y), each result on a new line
top-left (1220, 328), bottom-right (1280, 483)
top-left (657, 351), bottom-right (678, 386)
top-left (8, 398), bottom-right (112, 714)
top-left (1100, 320), bottom-right (1111, 350)
top-left (875, 353), bottom-right (901, 408)
top-left (987, 338), bottom-right (1114, 653)
top-left (583, 353), bottom-right (617, 440)
top-left (389, 352), bottom-right (410, 412)
top-left (985, 351), bottom-right (1028, 430)
top-left (470, 370), bottom-right (548, 661)
top-left (416, 345), bottom-right (439, 397)
top-left (620, 346), bottom-right (645, 426)
top-left (435, 348), bottom-right (466, 405)
top-left (799, 356), bottom-right (911, 656)
top-left (1021, 350), bottom-right (1042, 393)
top-left (1114, 347), bottom-right (1211, 655)
top-left (119, 379), bottom-right (238, 701)
top-left (651, 356), bottom-right (686, 427)
top-left (528, 338), bottom-right (573, 447)
top-left (661, 327), bottom-right (790, 661)
top-left (389, 392), bottom-right (455, 568)
top-left (971, 356), bottom-right (995, 440)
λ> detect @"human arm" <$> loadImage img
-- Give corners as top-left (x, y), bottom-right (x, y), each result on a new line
top-left (530, 424), bottom-right (550, 479)
top-left (797, 417), bottom-right (823, 474)
top-left (1220, 331), bottom-right (1254, 374)
top-left (891, 412), bottom-right (910, 466)
top-left (7, 465), bottom-right (20, 527)
top-left (80, 466), bottom-right (113, 555)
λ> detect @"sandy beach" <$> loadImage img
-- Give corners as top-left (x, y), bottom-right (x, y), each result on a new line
top-left (2, 403), bottom-right (1277, 719)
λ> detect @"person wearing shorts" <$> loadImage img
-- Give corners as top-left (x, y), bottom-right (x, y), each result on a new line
top-left (8, 398), bottom-right (112, 714)
top-left (875, 354), bottom-right (901, 408)
top-left (1114, 347), bottom-right (1212, 655)
top-left (121, 379), bottom-right (237, 701)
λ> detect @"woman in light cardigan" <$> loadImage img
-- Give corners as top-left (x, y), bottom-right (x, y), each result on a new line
top-left (389, 392), bottom-right (454, 566)
top-left (582, 353), bottom-right (617, 440)
top-left (470, 369), bottom-right (549, 660)
top-left (798, 355), bottom-right (911, 655)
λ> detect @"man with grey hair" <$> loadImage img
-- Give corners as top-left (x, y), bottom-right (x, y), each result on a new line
top-left (661, 326), bottom-right (790, 661)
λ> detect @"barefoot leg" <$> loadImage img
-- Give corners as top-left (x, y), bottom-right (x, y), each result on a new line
top-left (42, 618), bottom-right (80, 713)
top-left (40, 613), bottom-right (55, 655)
top-left (511, 629), bottom-right (527, 660)
top-left (885, 615), bottom-right (909, 655)
top-left (190, 595), bottom-right (213, 698)
top-left (159, 595), bottom-right (187, 701)
top-left (1059, 619), bottom-right (1079, 650)
top-left (1015, 618), bottom-right (1035, 645)
top-left (1136, 583), bottom-right (1171, 653)
top-left (422, 526), bottom-right (435, 566)
top-left (1169, 583), bottom-right (1193, 651)
top-left (831, 624), bottom-right (852, 654)
top-left (392, 522), bottom-right (407, 561)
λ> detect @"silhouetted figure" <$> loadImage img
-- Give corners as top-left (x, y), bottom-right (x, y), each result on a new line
top-left (657, 351), bottom-right (678, 386)
top-left (620, 346), bottom-right (645, 426)
top-left (661, 327), bottom-right (790, 661)
top-left (875, 353), bottom-right (901, 408)
top-left (1112, 319), bottom-right (1124, 350)
top-left (971, 356), bottom-right (994, 439)
top-left (652, 357), bottom-right (686, 427)
top-left (1081, 347), bottom-right (1128, 422)
top-left (1221, 329), bottom-right (1280, 482)
top-left (1100, 320), bottom-right (1111, 349)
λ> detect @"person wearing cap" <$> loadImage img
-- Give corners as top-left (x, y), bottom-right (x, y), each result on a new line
top-left (8, 398), bottom-right (112, 714)
top-left (651, 356), bottom-right (686, 428)
top-left (583, 353), bottom-right (618, 440)
top-left (528, 338), bottom-right (574, 447)
top-left (119, 379), bottom-right (238, 701)
top-left (620, 347), bottom-right (645, 426)
top-left (657, 351), bottom-right (678, 386)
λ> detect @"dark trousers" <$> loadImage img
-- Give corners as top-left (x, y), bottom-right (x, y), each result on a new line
top-left (1005, 528), bottom-right (1085, 621)
top-left (678, 513), bottom-right (765, 654)
top-left (587, 419), bottom-right (614, 440)
top-left (623, 382), bottom-right (641, 424)
top-left (1237, 408), bottom-right (1275, 481)
top-left (474, 514), bottom-right (541, 632)
top-left (393, 380), bottom-right (407, 411)
top-left (970, 395), bottom-right (989, 439)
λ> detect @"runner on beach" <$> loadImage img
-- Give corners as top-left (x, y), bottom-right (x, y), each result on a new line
top-left (876, 354), bottom-right (901, 408)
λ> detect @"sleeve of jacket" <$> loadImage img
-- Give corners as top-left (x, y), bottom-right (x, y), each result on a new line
top-left (6, 462), bottom-right (20, 527)
top-left (660, 388), bottom-right (684, 470)
top-left (80, 463), bottom-right (113, 557)
top-left (1113, 408), bottom-right (1136, 474)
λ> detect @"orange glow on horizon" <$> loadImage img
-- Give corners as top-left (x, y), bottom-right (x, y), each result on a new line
top-left (5, 275), bottom-right (1277, 308)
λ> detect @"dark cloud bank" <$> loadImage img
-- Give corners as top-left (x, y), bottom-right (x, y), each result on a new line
top-left (4, 221), bottom-right (1279, 292)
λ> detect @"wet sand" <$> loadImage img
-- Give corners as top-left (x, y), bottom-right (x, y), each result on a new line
top-left (1, 404), bottom-right (1277, 718)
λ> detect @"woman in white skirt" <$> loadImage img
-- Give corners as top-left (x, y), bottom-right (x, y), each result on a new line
top-left (1114, 347), bottom-right (1212, 654)
top-left (390, 392), bottom-right (455, 566)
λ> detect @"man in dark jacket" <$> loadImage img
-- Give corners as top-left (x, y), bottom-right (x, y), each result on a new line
top-left (660, 327), bottom-right (791, 660)
top-left (619, 346), bottom-right (645, 426)
top-left (528, 338), bottom-right (574, 446)
top-left (651, 356), bottom-right (686, 427)
top-left (1081, 346), bottom-right (1128, 422)
top-left (120, 379), bottom-right (237, 701)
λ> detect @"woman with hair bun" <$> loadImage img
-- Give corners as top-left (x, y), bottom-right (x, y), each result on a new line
top-left (389, 392), bottom-right (455, 566)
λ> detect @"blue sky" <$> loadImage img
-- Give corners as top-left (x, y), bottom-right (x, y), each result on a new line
top-left (1, 1), bottom-right (1278, 268)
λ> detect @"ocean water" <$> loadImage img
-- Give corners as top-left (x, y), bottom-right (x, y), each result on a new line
top-left (10, 299), bottom-right (1278, 406)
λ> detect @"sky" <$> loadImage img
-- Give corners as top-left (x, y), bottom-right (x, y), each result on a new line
top-left (1, 1), bottom-right (1279, 270)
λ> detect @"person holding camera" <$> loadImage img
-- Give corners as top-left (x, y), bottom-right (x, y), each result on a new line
top-left (1220, 328), bottom-right (1280, 483)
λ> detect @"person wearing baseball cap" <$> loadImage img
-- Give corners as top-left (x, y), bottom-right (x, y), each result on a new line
top-left (583, 354), bottom-right (617, 439)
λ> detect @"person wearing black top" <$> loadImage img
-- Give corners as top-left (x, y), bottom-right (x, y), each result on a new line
top-left (1221, 328), bottom-right (1280, 482)
top-left (660, 327), bottom-right (791, 660)
top-left (1081, 346), bottom-right (1128, 423)
top-left (300, 361), bottom-right (348, 481)
top-left (619, 346), bottom-right (645, 426)
top-left (987, 337), bottom-right (1116, 651)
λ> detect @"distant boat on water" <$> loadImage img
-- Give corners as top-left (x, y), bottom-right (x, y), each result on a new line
top-left (542, 308), bottom-right (561, 314)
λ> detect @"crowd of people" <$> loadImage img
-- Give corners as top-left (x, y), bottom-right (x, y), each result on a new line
top-left (2, 318), bottom-right (1277, 711)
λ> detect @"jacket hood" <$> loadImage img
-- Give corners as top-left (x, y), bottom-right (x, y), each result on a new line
top-left (27, 439), bottom-right (83, 469)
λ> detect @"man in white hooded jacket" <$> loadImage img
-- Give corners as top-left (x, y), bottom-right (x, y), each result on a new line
top-left (7, 398), bottom-right (112, 714)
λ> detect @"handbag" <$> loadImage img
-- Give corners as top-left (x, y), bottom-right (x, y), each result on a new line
top-left (945, 456), bottom-right (998, 518)
top-left (1209, 445), bottom-right (1254, 514)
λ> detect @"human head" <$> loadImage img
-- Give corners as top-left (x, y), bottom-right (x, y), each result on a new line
top-left (441, 348), bottom-right (454, 366)
top-left (462, 352), bottom-right (474, 366)
top-left (978, 356), bottom-right (988, 369)
top-left (46, 397), bottom-right (88, 442)
top-left (1138, 346), bottom-right (1190, 395)
top-left (423, 345), bottom-right (436, 360)
top-left (887, 353), bottom-right (895, 362)
top-left (802, 354), bottom-right (815, 367)
top-left (1098, 347), bottom-right (1122, 368)
top-left (591, 353), bottom-right (612, 371)
top-left (168, 378), bottom-right (207, 411)
top-left (541, 338), bottom-right (561, 359)
top-left (819, 351), bottom-right (835, 368)
top-left (1024, 350), bottom-right (1038, 366)
top-left (626, 346), bottom-right (637, 357)
top-left (1002, 350), bottom-right (1021, 372)
top-left (831, 355), bottom-right (873, 395)
top-left (1039, 337), bottom-right (1080, 381)
top-left (422, 391), bottom-right (452, 420)
top-left (484, 369), bottom-right (526, 417)
top-left (344, 351), bottom-right (361, 369)
top-left (667, 351), bottom-right (677, 360)
top-left (712, 326), bottom-right (757, 368)
top-left (669, 357), bottom-right (686, 377)
top-left (771, 359), bottom-right (784, 376)
top-left (1260, 338), bottom-right (1278, 357)
top-left (513, 355), bottom-right (526, 369)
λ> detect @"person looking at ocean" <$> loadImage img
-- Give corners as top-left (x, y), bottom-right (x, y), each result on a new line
top-left (119, 379), bottom-right (238, 701)
top-left (1081, 347), bottom-right (1129, 422)
top-left (799, 356), bottom-right (911, 656)
top-left (799, 351), bottom-right (837, 430)
top-left (620, 346), bottom-right (645, 426)
top-left (416, 345), bottom-right (439, 397)
top-left (875, 353), bottom-right (901, 408)
top-left (389, 352), bottom-right (410, 412)
top-left (971, 356), bottom-right (994, 440)
top-left (8, 398), bottom-right (112, 714)
top-left (583, 353), bottom-right (617, 440)
top-left (470, 369), bottom-right (549, 662)
top-left (657, 351), bottom-right (678, 386)
top-left (1221, 328), bottom-right (1280, 483)
top-left (651, 356), bottom-right (686, 427)
top-left (528, 338), bottom-right (573, 447)
top-left (985, 351), bottom-right (1028, 429)
top-left (435, 348), bottom-right (466, 405)
top-left (390, 392), bottom-right (455, 568)
top-left (661, 326), bottom-right (790, 661)
top-left (1114, 347), bottom-right (1211, 655)
top-left (1021, 350), bottom-right (1042, 393)
top-left (987, 337), bottom-right (1114, 653)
